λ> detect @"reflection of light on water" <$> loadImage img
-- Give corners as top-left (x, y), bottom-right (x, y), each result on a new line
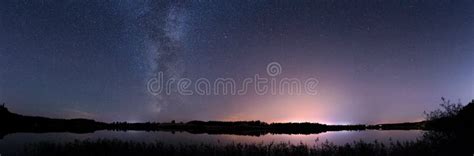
top-left (216, 130), bottom-right (424, 146)
top-left (316, 130), bottom-right (425, 145)
top-left (0, 130), bottom-right (425, 155)
top-left (125, 130), bottom-right (142, 134)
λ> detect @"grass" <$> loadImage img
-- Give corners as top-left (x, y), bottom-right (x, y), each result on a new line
top-left (11, 99), bottom-right (474, 155)
top-left (20, 132), bottom-right (467, 156)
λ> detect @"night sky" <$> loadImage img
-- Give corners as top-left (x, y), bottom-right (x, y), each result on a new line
top-left (1, 0), bottom-right (473, 124)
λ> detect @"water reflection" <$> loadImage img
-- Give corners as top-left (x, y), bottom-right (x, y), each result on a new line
top-left (0, 130), bottom-right (424, 155)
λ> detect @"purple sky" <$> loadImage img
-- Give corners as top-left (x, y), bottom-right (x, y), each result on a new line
top-left (1, 0), bottom-right (473, 124)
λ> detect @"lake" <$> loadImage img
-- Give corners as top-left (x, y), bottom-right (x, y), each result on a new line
top-left (0, 130), bottom-right (424, 155)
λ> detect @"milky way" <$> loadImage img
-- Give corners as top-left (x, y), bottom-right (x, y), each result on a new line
top-left (0, 0), bottom-right (473, 124)
top-left (137, 1), bottom-right (189, 113)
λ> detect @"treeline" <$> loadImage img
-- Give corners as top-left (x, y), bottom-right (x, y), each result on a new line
top-left (105, 120), bottom-right (423, 136)
top-left (4, 98), bottom-right (471, 138)
top-left (424, 98), bottom-right (474, 131)
top-left (0, 103), bottom-right (426, 138)
top-left (0, 104), bottom-right (106, 138)
top-left (107, 121), bottom-right (335, 136)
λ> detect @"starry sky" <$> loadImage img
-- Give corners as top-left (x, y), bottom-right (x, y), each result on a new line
top-left (1, 0), bottom-right (473, 124)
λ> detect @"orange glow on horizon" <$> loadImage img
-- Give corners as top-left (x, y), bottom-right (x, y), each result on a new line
top-left (223, 95), bottom-right (344, 124)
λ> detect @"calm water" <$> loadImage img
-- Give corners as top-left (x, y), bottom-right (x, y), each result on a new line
top-left (0, 130), bottom-right (424, 155)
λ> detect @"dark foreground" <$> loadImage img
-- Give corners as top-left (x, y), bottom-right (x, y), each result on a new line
top-left (20, 130), bottom-right (472, 156)
top-left (3, 99), bottom-right (474, 155)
